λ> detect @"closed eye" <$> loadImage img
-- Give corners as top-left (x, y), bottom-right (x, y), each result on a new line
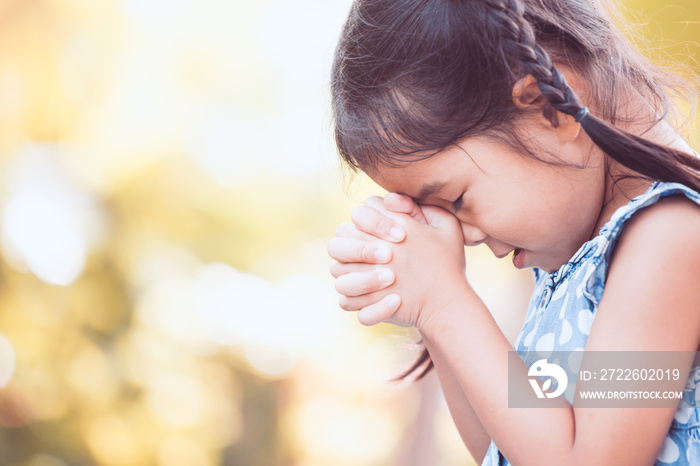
top-left (451, 194), bottom-right (464, 214)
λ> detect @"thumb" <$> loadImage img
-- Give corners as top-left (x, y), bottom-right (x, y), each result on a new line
top-left (384, 193), bottom-right (428, 224)
top-left (421, 205), bottom-right (459, 226)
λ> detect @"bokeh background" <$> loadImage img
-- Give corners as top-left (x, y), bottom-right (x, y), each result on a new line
top-left (0, 1), bottom-right (696, 465)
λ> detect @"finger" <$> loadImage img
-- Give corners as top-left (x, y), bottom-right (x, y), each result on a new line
top-left (362, 195), bottom-right (386, 211)
top-left (335, 222), bottom-right (355, 237)
top-left (365, 194), bottom-right (425, 228)
top-left (422, 204), bottom-right (458, 225)
top-left (351, 205), bottom-right (406, 242)
top-left (384, 193), bottom-right (428, 224)
top-left (357, 294), bottom-right (401, 326)
top-left (327, 237), bottom-right (392, 264)
top-left (330, 260), bottom-right (383, 279)
top-left (335, 222), bottom-right (380, 241)
top-left (335, 268), bottom-right (395, 297)
top-left (337, 289), bottom-right (396, 312)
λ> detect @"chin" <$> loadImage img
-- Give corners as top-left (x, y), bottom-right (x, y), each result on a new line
top-left (534, 257), bottom-right (566, 274)
top-left (542, 261), bottom-right (566, 274)
top-left (529, 247), bottom-right (573, 273)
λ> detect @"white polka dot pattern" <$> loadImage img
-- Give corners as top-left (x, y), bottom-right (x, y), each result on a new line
top-left (658, 438), bottom-right (681, 463)
top-left (558, 320), bottom-right (572, 345)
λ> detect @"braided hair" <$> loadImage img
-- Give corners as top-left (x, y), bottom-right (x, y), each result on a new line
top-left (331, 0), bottom-right (700, 379)
top-left (485, 0), bottom-right (700, 190)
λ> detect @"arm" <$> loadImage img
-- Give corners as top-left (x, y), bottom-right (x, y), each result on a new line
top-left (427, 340), bottom-right (491, 463)
top-left (401, 196), bottom-right (700, 465)
top-left (328, 195), bottom-right (491, 462)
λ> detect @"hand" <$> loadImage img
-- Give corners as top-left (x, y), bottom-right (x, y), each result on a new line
top-left (330, 194), bottom-right (472, 328)
top-left (367, 202), bottom-right (470, 329)
top-left (328, 194), bottom-right (428, 325)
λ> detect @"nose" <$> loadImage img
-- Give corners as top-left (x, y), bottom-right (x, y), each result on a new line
top-left (461, 223), bottom-right (487, 247)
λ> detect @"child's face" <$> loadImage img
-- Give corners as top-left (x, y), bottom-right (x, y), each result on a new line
top-left (368, 134), bottom-right (607, 273)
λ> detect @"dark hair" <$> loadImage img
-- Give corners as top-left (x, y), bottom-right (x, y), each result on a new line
top-left (331, 0), bottom-right (700, 380)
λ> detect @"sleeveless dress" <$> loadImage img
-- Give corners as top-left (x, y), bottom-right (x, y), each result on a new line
top-left (481, 181), bottom-right (700, 466)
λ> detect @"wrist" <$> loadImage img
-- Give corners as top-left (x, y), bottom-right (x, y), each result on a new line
top-left (416, 279), bottom-right (480, 337)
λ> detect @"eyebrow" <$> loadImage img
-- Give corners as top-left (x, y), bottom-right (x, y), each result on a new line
top-left (415, 181), bottom-right (447, 203)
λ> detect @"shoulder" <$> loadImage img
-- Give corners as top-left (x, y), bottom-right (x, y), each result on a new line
top-left (613, 193), bottom-right (700, 263)
top-left (632, 191), bottom-right (700, 225)
top-left (599, 193), bottom-right (700, 350)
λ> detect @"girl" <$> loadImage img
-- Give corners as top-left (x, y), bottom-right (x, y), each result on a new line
top-left (327, 0), bottom-right (700, 465)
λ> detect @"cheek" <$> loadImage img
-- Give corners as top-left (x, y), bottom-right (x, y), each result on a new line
top-left (487, 197), bottom-right (558, 244)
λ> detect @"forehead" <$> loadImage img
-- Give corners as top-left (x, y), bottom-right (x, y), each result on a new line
top-left (367, 149), bottom-right (464, 199)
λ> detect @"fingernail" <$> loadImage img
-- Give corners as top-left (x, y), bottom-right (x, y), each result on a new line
top-left (374, 247), bottom-right (391, 262)
top-left (378, 269), bottom-right (394, 285)
top-left (387, 294), bottom-right (400, 309)
top-left (389, 227), bottom-right (404, 241)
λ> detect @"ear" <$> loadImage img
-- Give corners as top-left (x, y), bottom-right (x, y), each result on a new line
top-left (512, 74), bottom-right (582, 144)
top-left (512, 74), bottom-right (545, 109)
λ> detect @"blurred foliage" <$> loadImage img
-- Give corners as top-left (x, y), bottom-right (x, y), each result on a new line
top-left (0, 0), bottom-right (696, 465)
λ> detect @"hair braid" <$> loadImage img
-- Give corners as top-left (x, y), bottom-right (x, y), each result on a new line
top-left (485, 0), bottom-right (700, 191)
top-left (485, 0), bottom-right (585, 125)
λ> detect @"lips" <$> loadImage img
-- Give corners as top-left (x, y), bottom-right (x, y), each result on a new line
top-left (512, 248), bottom-right (524, 268)
top-left (495, 249), bottom-right (519, 260)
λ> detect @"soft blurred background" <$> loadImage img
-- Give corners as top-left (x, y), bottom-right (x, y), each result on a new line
top-left (0, 1), bottom-right (696, 465)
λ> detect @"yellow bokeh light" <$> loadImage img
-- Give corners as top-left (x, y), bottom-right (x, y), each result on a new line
top-left (83, 414), bottom-right (140, 466)
top-left (0, 332), bottom-right (16, 388)
top-left (157, 434), bottom-right (210, 466)
top-left (292, 397), bottom-right (400, 464)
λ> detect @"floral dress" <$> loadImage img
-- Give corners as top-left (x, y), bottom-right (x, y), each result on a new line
top-left (481, 182), bottom-right (700, 466)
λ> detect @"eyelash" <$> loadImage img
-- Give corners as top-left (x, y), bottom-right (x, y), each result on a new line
top-left (451, 194), bottom-right (464, 214)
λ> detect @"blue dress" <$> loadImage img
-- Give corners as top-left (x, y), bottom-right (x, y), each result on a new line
top-left (481, 181), bottom-right (700, 466)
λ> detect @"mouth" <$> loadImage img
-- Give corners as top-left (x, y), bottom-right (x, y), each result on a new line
top-left (512, 248), bottom-right (524, 268)
top-left (496, 249), bottom-right (520, 260)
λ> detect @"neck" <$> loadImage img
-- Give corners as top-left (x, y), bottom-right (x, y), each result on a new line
top-left (588, 95), bottom-right (694, 239)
